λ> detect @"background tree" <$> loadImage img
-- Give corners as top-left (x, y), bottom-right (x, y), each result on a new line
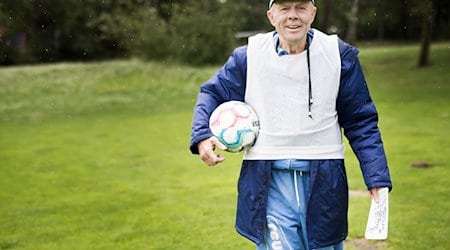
top-left (167, 0), bottom-right (236, 65)
top-left (0, 0), bottom-right (449, 66)
top-left (433, 0), bottom-right (450, 39)
top-left (314, 1), bottom-right (350, 38)
top-left (346, 0), bottom-right (359, 44)
top-left (418, 0), bottom-right (434, 67)
top-left (376, 0), bottom-right (386, 40)
top-left (318, 0), bottom-right (334, 33)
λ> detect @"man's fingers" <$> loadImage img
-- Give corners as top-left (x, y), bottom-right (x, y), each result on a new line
top-left (211, 137), bottom-right (227, 150)
top-left (369, 188), bottom-right (380, 203)
top-left (197, 137), bottom-right (226, 166)
top-left (200, 147), bottom-right (225, 166)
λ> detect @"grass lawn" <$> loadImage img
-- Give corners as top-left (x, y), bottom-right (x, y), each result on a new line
top-left (1, 42), bottom-right (449, 249)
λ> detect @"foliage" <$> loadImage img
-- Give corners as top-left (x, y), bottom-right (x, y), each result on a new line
top-left (227, 0), bottom-right (272, 32)
top-left (168, 0), bottom-right (236, 65)
top-left (0, 0), bottom-right (125, 64)
top-left (0, 0), bottom-right (449, 65)
top-left (130, 8), bottom-right (172, 60)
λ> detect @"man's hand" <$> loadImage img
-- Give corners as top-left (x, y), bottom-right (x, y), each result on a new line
top-left (198, 136), bottom-right (227, 166)
top-left (369, 187), bottom-right (384, 203)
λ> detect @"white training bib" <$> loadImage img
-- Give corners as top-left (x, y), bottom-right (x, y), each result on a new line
top-left (244, 29), bottom-right (344, 160)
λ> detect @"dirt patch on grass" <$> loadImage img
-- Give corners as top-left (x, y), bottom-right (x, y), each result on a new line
top-left (410, 160), bottom-right (433, 169)
top-left (346, 238), bottom-right (387, 250)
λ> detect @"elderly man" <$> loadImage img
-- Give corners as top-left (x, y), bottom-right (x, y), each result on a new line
top-left (190, 0), bottom-right (392, 249)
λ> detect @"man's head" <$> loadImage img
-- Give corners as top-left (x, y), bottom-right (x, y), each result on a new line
top-left (269, 0), bottom-right (315, 9)
top-left (267, 0), bottom-right (317, 53)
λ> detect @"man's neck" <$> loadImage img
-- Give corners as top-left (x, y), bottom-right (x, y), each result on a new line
top-left (279, 39), bottom-right (307, 55)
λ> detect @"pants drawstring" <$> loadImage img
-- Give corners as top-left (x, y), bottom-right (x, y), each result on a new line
top-left (294, 170), bottom-right (301, 207)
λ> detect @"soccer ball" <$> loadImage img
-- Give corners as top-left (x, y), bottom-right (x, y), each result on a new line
top-left (209, 101), bottom-right (260, 153)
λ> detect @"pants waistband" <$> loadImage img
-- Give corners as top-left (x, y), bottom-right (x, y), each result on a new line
top-left (272, 159), bottom-right (311, 172)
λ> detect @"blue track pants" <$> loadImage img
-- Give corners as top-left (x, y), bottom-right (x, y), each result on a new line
top-left (256, 159), bottom-right (344, 250)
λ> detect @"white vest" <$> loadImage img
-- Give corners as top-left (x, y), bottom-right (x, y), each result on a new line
top-left (244, 29), bottom-right (344, 160)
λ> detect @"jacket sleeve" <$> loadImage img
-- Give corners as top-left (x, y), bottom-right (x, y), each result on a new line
top-left (189, 46), bottom-right (248, 154)
top-left (336, 40), bottom-right (392, 191)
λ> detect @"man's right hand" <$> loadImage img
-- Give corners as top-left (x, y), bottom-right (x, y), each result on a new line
top-left (198, 136), bottom-right (227, 166)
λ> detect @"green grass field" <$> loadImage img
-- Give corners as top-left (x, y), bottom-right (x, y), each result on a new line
top-left (1, 43), bottom-right (449, 249)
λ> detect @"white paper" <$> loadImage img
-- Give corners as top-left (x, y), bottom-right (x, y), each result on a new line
top-left (365, 187), bottom-right (389, 240)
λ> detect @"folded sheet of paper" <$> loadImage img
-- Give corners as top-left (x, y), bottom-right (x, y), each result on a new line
top-left (365, 187), bottom-right (389, 240)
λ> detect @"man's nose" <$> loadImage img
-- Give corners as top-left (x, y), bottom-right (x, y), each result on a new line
top-left (287, 8), bottom-right (299, 20)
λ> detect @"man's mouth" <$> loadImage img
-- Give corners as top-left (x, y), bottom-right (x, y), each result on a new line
top-left (286, 25), bottom-right (301, 30)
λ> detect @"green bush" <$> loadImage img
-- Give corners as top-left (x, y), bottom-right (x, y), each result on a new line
top-left (167, 0), bottom-right (236, 65)
top-left (129, 8), bottom-right (172, 61)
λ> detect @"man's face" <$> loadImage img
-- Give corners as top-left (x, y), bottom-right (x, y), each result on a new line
top-left (267, 1), bottom-right (317, 47)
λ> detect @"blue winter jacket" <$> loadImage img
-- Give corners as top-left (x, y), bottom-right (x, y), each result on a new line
top-left (189, 31), bottom-right (392, 249)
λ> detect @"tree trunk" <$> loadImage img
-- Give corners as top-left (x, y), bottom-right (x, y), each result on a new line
top-left (418, 0), bottom-right (434, 67)
top-left (320, 0), bottom-right (334, 33)
top-left (376, 0), bottom-right (386, 40)
top-left (346, 0), bottom-right (359, 44)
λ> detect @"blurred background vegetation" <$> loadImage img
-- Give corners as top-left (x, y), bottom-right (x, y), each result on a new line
top-left (0, 0), bottom-right (449, 66)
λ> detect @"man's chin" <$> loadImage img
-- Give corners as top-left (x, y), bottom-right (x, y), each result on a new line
top-left (284, 36), bottom-right (305, 45)
top-left (281, 30), bottom-right (304, 40)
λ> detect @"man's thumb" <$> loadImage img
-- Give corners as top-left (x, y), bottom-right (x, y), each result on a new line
top-left (212, 136), bottom-right (227, 150)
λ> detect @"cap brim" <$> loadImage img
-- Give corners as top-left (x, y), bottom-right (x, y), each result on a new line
top-left (269, 0), bottom-right (315, 8)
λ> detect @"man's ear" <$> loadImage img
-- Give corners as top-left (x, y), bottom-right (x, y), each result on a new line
top-left (266, 10), bottom-right (275, 26)
top-left (310, 6), bottom-right (317, 24)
